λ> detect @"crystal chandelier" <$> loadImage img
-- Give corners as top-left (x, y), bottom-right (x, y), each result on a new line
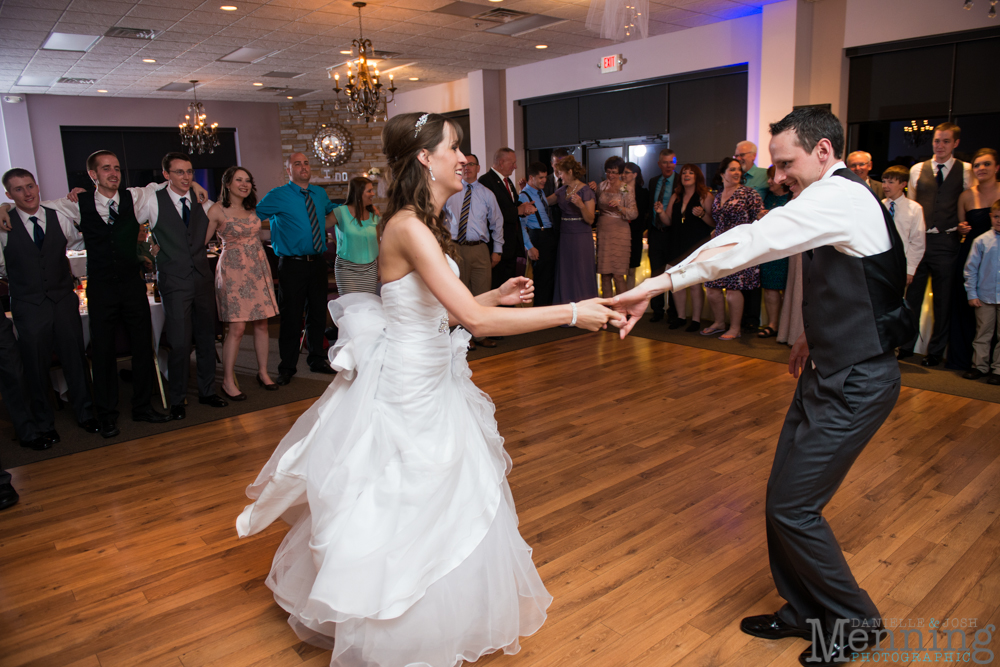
top-left (963, 0), bottom-right (998, 18)
top-left (178, 80), bottom-right (219, 154)
top-left (586, 0), bottom-right (649, 42)
top-left (329, 2), bottom-right (398, 122)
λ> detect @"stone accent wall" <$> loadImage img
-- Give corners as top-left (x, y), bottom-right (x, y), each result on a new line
top-left (278, 99), bottom-right (387, 203)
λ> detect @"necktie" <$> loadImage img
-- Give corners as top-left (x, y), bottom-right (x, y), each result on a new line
top-left (30, 216), bottom-right (44, 250)
top-left (889, 201), bottom-right (896, 219)
top-left (503, 177), bottom-right (515, 202)
top-left (108, 200), bottom-right (119, 225)
top-left (180, 196), bottom-right (190, 228)
top-left (936, 164), bottom-right (945, 186)
top-left (301, 188), bottom-right (323, 253)
top-left (458, 184), bottom-right (472, 243)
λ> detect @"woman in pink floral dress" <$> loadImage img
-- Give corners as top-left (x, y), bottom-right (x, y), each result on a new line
top-left (206, 166), bottom-right (279, 400)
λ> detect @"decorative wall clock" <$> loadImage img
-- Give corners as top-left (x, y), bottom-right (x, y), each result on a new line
top-left (313, 123), bottom-right (353, 166)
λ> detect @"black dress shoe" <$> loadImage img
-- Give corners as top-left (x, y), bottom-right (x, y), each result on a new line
top-left (668, 318), bottom-right (686, 330)
top-left (132, 407), bottom-right (172, 423)
top-left (963, 368), bottom-right (985, 380)
top-left (257, 374), bottom-right (279, 391)
top-left (275, 373), bottom-right (294, 386)
top-left (221, 387), bottom-right (247, 401)
top-left (897, 349), bottom-right (913, 360)
top-left (99, 418), bottom-right (120, 439)
top-left (740, 614), bottom-right (811, 640)
top-left (199, 394), bottom-right (229, 408)
top-left (649, 312), bottom-right (664, 323)
top-left (989, 373), bottom-right (1000, 386)
top-left (921, 354), bottom-right (941, 367)
top-left (686, 321), bottom-right (701, 332)
top-left (798, 634), bottom-right (874, 667)
top-left (21, 436), bottom-right (53, 451)
top-left (170, 405), bottom-right (186, 420)
top-left (309, 362), bottom-right (337, 375)
top-left (79, 418), bottom-right (101, 434)
top-left (0, 482), bottom-right (19, 511)
top-left (43, 430), bottom-right (60, 444)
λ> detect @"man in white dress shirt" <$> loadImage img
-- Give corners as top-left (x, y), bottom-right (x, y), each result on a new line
top-left (846, 151), bottom-right (884, 200)
top-left (899, 122), bottom-right (974, 366)
top-left (881, 165), bottom-right (925, 286)
top-left (613, 107), bottom-right (914, 667)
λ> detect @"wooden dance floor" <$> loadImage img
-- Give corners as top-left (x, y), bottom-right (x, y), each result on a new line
top-left (2, 333), bottom-right (999, 667)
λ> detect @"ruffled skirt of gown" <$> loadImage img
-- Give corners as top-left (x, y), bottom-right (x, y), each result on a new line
top-left (236, 290), bottom-right (551, 667)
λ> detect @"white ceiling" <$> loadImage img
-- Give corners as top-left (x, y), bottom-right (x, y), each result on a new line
top-left (0, 0), bottom-right (778, 102)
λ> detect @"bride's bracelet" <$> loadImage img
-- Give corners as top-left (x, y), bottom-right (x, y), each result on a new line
top-left (569, 302), bottom-right (578, 327)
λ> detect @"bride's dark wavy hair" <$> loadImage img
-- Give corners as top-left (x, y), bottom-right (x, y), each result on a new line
top-left (381, 112), bottom-right (461, 259)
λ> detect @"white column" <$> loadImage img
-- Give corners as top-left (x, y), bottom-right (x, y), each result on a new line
top-left (0, 95), bottom-right (37, 180)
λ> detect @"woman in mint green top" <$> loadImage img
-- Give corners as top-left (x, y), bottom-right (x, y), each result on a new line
top-left (333, 177), bottom-right (380, 294)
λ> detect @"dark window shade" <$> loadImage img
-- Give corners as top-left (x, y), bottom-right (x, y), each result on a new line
top-left (577, 85), bottom-right (667, 141)
top-left (847, 46), bottom-right (952, 123)
top-left (953, 38), bottom-right (1000, 115)
top-left (525, 98), bottom-right (579, 149)
top-left (667, 73), bottom-right (747, 165)
top-left (585, 146), bottom-right (624, 184)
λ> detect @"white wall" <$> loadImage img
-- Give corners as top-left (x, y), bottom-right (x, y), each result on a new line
top-left (845, 0), bottom-right (998, 49)
top-left (388, 79), bottom-right (470, 118)
top-left (0, 97), bottom-right (38, 183)
top-left (20, 94), bottom-right (284, 196)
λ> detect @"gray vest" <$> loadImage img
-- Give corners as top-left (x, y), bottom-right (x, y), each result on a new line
top-left (915, 159), bottom-right (965, 235)
top-left (4, 207), bottom-right (75, 305)
top-left (152, 188), bottom-right (210, 279)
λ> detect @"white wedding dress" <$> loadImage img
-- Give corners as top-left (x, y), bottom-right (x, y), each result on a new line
top-left (236, 257), bottom-right (552, 667)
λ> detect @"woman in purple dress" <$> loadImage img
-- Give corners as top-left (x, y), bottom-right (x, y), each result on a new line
top-left (552, 156), bottom-right (598, 305)
top-left (701, 157), bottom-right (763, 340)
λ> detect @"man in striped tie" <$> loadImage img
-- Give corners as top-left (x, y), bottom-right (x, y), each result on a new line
top-left (256, 152), bottom-right (340, 384)
top-left (445, 154), bottom-right (505, 350)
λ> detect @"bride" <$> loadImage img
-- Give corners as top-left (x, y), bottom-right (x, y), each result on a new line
top-left (236, 112), bottom-right (623, 667)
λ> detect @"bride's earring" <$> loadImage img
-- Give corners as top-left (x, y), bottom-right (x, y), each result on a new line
top-left (428, 164), bottom-right (436, 182)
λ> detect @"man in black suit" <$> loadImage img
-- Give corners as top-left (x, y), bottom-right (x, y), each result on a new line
top-left (479, 148), bottom-right (536, 290)
top-left (646, 149), bottom-right (678, 323)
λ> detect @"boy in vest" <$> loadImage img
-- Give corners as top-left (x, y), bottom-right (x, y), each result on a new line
top-left (962, 200), bottom-right (1000, 384)
top-left (898, 122), bottom-right (973, 366)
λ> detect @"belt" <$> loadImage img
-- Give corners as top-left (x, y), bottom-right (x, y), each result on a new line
top-left (282, 253), bottom-right (325, 261)
top-left (458, 240), bottom-right (485, 246)
top-left (528, 227), bottom-right (553, 232)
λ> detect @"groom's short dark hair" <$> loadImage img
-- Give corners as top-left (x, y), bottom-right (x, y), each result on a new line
top-left (769, 107), bottom-right (844, 160)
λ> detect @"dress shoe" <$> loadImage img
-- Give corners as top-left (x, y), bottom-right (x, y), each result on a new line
top-left (897, 349), bottom-right (913, 361)
top-left (989, 373), bottom-right (1000, 386)
top-left (686, 321), bottom-right (701, 332)
top-left (43, 430), bottom-right (60, 444)
top-left (21, 436), bottom-right (53, 451)
top-left (476, 338), bottom-right (497, 349)
top-left (963, 368), bottom-right (985, 380)
top-left (668, 318), bottom-right (686, 330)
top-left (79, 418), bottom-right (101, 434)
top-left (468, 340), bottom-right (477, 351)
top-left (921, 354), bottom-right (941, 367)
top-left (309, 362), bottom-right (337, 375)
top-left (0, 482), bottom-right (19, 511)
top-left (170, 405), bottom-right (186, 420)
top-left (275, 373), bottom-right (294, 386)
top-left (798, 633), bottom-right (875, 667)
top-left (132, 407), bottom-right (172, 423)
top-left (257, 374), bottom-right (279, 391)
top-left (740, 614), bottom-right (811, 640)
top-left (221, 386), bottom-right (247, 401)
top-left (649, 312), bottom-right (664, 323)
top-left (199, 394), bottom-right (229, 408)
top-left (99, 418), bottom-right (120, 439)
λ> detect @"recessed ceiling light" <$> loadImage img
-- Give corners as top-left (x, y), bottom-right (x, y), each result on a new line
top-left (287, 96), bottom-right (293, 99)
top-left (535, 44), bottom-right (548, 49)
top-left (489, 0), bottom-right (502, 2)
top-left (41, 32), bottom-right (101, 52)
top-left (142, 58), bottom-right (156, 63)
top-left (221, 5), bottom-right (238, 10)
top-left (340, 50), bottom-right (352, 54)
top-left (97, 89), bottom-right (108, 93)
top-left (253, 82), bottom-right (263, 86)
top-left (409, 77), bottom-right (419, 81)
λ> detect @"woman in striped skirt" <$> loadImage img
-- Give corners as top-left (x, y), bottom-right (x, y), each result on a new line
top-left (333, 177), bottom-right (380, 295)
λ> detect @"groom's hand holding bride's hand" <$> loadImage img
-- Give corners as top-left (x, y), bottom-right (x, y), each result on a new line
top-left (574, 298), bottom-right (627, 331)
top-left (611, 277), bottom-right (669, 338)
top-left (497, 276), bottom-right (534, 306)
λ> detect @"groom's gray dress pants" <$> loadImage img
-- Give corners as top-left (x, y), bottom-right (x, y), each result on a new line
top-left (767, 350), bottom-right (899, 636)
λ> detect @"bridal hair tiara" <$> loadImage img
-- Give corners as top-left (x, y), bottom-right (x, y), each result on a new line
top-left (414, 113), bottom-right (429, 138)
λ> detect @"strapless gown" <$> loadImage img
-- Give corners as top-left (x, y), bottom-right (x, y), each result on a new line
top-left (236, 256), bottom-right (551, 667)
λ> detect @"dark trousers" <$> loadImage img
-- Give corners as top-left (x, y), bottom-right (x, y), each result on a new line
top-left (278, 257), bottom-right (328, 375)
top-left (87, 278), bottom-right (156, 419)
top-left (491, 255), bottom-right (518, 290)
top-left (768, 351), bottom-right (898, 636)
top-left (741, 287), bottom-right (762, 329)
top-left (11, 293), bottom-right (94, 428)
top-left (903, 239), bottom-right (957, 356)
top-left (0, 311), bottom-right (42, 442)
top-left (528, 228), bottom-right (558, 307)
top-left (159, 271), bottom-right (217, 406)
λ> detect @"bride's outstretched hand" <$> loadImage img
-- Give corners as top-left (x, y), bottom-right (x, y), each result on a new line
top-left (575, 298), bottom-right (627, 331)
top-left (497, 276), bottom-right (534, 306)
top-left (610, 287), bottom-right (650, 339)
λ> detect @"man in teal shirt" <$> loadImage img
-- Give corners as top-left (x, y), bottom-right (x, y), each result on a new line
top-left (736, 140), bottom-right (769, 200)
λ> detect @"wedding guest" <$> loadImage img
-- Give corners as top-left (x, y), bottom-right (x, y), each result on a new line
top-left (518, 162), bottom-right (557, 306)
top-left (623, 162), bottom-right (650, 292)
top-left (659, 164), bottom-right (713, 331)
top-left (205, 166), bottom-right (279, 401)
top-left (847, 151), bottom-right (884, 199)
top-left (950, 148), bottom-right (1000, 371)
top-left (479, 148), bottom-right (533, 290)
top-left (701, 157), bottom-right (763, 340)
top-left (546, 148), bottom-right (570, 225)
top-left (256, 152), bottom-right (340, 385)
top-left (332, 177), bottom-right (380, 295)
top-left (0, 310), bottom-right (55, 451)
top-left (648, 149), bottom-right (678, 322)
top-left (962, 200), bottom-right (1000, 384)
top-left (757, 166), bottom-right (792, 339)
top-left (594, 156), bottom-right (638, 298)
top-left (1, 168), bottom-right (97, 441)
top-left (552, 156), bottom-right (598, 305)
top-left (735, 140), bottom-right (769, 199)
top-left (881, 165), bottom-right (925, 286)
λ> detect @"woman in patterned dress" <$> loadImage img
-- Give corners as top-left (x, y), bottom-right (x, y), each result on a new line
top-left (206, 166), bottom-right (280, 400)
top-left (701, 157), bottom-right (764, 340)
top-left (592, 156), bottom-right (638, 298)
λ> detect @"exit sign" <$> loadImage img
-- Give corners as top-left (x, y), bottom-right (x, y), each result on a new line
top-left (600, 54), bottom-right (625, 73)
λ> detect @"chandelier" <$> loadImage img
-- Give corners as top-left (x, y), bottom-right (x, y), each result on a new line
top-left (586, 0), bottom-right (649, 42)
top-left (178, 80), bottom-right (219, 155)
top-left (329, 2), bottom-right (398, 122)
top-left (962, 0), bottom-right (997, 18)
top-left (903, 119), bottom-right (934, 148)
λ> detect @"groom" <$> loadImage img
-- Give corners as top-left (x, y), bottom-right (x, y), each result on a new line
top-left (613, 107), bottom-right (913, 667)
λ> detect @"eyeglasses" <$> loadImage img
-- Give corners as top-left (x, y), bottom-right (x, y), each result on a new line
top-left (169, 169), bottom-right (194, 176)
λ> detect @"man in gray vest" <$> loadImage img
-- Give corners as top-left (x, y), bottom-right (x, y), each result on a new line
top-left (145, 152), bottom-right (227, 419)
top-left (898, 122), bottom-right (973, 366)
top-left (613, 107), bottom-right (914, 666)
top-left (1, 168), bottom-right (97, 443)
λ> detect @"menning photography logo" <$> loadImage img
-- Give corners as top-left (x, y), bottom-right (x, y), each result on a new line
top-left (803, 618), bottom-right (996, 664)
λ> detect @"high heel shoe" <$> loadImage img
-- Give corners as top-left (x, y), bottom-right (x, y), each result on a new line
top-left (257, 374), bottom-right (279, 391)
top-left (221, 385), bottom-right (247, 401)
